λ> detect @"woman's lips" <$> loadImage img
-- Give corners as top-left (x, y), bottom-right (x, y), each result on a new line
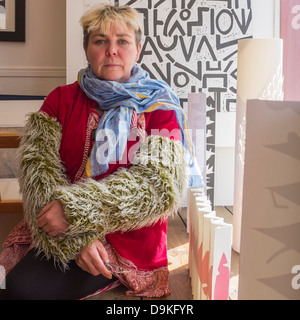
top-left (105, 64), bottom-right (120, 67)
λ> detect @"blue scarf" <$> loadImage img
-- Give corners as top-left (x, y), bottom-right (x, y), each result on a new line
top-left (78, 65), bottom-right (204, 187)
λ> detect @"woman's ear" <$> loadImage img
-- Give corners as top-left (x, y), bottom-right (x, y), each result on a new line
top-left (84, 41), bottom-right (89, 63)
top-left (135, 42), bottom-right (142, 62)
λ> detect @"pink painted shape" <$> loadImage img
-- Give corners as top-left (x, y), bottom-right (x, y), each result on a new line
top-left (214, 253), bottom-right (230, 300)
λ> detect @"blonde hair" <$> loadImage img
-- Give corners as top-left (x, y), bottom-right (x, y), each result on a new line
top-left (80, 4), bottom-right (143, 48)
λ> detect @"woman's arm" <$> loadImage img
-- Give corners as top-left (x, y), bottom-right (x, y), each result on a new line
top-left (18, 112), bottom-right (100, 268)
top-left (54, 135), bottom-right (188, 238)
top-left (18, 111), bottom-right (69, 235)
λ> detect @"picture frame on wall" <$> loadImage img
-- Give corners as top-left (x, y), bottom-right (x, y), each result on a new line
top-left (0, 0), bottom-right (25, 42)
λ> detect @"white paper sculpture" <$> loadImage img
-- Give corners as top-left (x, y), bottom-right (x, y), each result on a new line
top-left (233, 39), bottom-right (284, 253)
top-left (188, 188), bottom-right (232, 300)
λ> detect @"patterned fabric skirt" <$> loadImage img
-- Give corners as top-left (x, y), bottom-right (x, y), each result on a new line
top-left (0, 220), bottom-right (170, 298)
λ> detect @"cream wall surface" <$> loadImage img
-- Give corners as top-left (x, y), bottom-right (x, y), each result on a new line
top-left (0, 0), bottom-right (66, 96)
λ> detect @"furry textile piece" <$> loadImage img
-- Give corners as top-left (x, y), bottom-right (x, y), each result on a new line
top-left (54, 135), bottom-right (188, 238)
top-left (18, 112), bottom-right (74, 264)
top-left (18, 112), bottom-right (100, 268)
top-left (19, 112), bottom-right (188, 269)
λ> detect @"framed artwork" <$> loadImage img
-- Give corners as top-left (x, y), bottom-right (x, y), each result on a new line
top-left (0, 0), bottom-right (25, 42)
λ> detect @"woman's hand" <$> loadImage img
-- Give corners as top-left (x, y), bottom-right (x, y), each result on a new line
top-left (75, 239), bottom-right (112, 279)
top-left (37, 200), bottom-right (69, 237)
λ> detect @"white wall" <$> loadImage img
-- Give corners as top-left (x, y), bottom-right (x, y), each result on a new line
top-left (252, 0), bottom-right (281, 38)
top-left (0, 0), bottom-right (66, 96)
top-left (66, 0), bottom-right (86, 84)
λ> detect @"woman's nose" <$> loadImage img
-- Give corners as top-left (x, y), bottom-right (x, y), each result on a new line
top-left (106, 44), bottom-right (117, 56)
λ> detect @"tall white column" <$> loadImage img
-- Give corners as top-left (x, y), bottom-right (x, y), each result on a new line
top-left (233, 39), bottom-right (284, 253)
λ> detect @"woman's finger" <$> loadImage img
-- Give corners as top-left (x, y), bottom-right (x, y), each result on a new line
top-left (93, 257), bottom-right (112, 279)
top-left (37, 201), bottom-right (54, 218)
top-left (75, 240), bottom-right (112, 279)
top-left (76, 256), bottom-right (99, 276)
top-left (37, 200), bottom-right (69, 236)
top-left (95, 241), bottom-right (112, 279)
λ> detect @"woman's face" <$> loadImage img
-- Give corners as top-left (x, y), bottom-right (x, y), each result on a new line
top-left (85, 23), bottom-right (142, 83)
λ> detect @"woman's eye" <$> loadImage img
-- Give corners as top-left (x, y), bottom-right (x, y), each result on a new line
top-left (95, 39), bottom-right (105, 45)
top-left (119, 40), bottom-right (128, 44)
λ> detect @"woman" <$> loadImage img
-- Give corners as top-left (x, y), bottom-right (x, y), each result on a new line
top-left (0, 4), bottom-right (202, 300)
